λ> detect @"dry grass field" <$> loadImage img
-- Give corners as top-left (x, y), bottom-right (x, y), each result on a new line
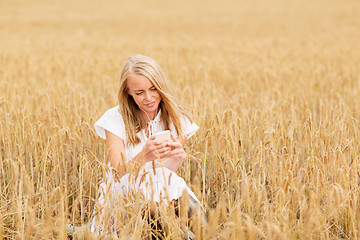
top-left (1, 0), bottom-right (360, 238)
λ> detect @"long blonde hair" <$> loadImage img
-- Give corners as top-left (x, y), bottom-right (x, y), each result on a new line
top-left (118, 54), bottom-right (191, 146)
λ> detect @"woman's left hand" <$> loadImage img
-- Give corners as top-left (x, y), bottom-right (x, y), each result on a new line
top-left (163, 134), bottom-right (186, 163)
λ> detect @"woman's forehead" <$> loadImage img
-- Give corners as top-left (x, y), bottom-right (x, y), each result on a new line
top-left (127, 73), bottom-right (153, 90)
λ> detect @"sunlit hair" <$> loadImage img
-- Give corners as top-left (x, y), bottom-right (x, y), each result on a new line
top-left (118, 54), bottom-right (192, 146)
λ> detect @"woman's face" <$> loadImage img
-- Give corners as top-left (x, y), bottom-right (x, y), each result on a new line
top-left (127, 73), bottom-right (162, 120)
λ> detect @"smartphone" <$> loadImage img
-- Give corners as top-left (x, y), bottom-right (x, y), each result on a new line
top-left (155, 130), bottom-right (171, 140)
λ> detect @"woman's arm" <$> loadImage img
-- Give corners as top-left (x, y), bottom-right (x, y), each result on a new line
top-left (105, 130), bottom-right (128, 179)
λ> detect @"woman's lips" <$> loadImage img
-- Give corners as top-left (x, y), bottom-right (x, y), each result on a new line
top-left (144, 101), bottom-right (155, 108)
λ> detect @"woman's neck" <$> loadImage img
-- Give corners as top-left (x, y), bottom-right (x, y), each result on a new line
top-left (139, 107), bottom-right (158, 122)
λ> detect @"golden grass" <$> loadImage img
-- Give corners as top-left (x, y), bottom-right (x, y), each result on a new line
top-left (1, 0), bottom-right (360, 238)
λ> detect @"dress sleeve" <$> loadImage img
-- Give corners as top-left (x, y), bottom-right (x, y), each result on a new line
top-left (94, 106), bottom-right (126, 140)
top-left (180, 116), bottom-right (199, 139)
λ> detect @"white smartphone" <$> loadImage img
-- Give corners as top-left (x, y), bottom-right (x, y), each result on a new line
top-left (155, 130), bottom-right (171, 140)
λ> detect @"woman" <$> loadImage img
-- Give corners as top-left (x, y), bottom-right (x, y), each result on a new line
top-left (90, 54), bottom-right (204, 235)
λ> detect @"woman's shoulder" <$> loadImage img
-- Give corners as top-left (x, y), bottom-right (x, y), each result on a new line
top-left (94, 105), bottom-right (126, 140)
top-left (104, 105), bottom-right (120, 115)
top-left (102, 105), bottom-right (123, 121)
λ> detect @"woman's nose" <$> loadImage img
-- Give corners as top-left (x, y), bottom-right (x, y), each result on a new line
top-left (145, 92), bottom-right (151, 100)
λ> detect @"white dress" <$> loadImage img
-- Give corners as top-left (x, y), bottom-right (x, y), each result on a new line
top-left (90, 106), bottom-right (200, 232)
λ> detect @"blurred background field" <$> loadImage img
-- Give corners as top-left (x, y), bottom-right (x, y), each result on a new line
top-left (1, 0), bottom-right (360, 238)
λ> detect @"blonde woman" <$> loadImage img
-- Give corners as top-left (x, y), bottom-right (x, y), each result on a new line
top-left (90, 55), bottom-right (204, 235)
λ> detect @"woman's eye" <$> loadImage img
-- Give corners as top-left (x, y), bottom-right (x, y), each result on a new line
top-left (135, 92), bottom-right (142, 95)
top-left (151, 88), bottom-right (157, 91)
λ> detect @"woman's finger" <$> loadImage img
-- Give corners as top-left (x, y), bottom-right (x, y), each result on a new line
top-left (157, 146), bottom-right (172, 154)
top-left (166, 141), bottom-right (182, 149)
top-left (164, 148), bottom-right (185, 158)
top-left (159, 149), bottom-right (172, 158)
top-left (152, 146), bottom-right (171, 156)
top-left (151, 142), bottom-right (171, 152)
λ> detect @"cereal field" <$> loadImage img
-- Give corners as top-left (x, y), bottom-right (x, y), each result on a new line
top-left (1, 0), bottom-right (360, 238)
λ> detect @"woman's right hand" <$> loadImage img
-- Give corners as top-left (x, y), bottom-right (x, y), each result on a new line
top-left (140, 136), bottom-right (172, 162)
